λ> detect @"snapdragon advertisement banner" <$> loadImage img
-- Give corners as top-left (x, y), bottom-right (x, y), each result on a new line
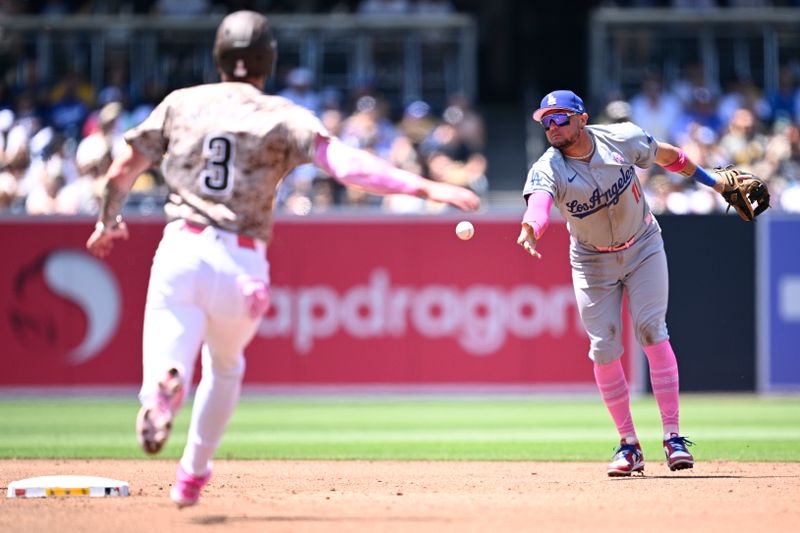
top-left (0, 216), bottom-right (634, 388)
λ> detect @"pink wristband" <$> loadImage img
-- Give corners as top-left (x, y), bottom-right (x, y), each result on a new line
top-left (663, 150), bottom-right (688, 172)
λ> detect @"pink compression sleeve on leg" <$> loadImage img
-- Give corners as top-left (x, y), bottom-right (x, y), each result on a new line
top-left (313, 135), bottom-right (425, 196)
top-left (522, 192), bottom-right (552, 240)
top-left (594, 359), bottom-right (637, 442)
top-left (642, 339), bottom-right (680, 436)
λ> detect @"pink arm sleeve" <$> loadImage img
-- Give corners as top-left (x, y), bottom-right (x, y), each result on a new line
top-left (313, 135), bottom-right (425, 196)
top-left (522, 191), bottom-right (552, 240)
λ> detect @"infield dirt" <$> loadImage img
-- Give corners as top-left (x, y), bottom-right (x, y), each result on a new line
top-left (1, 460), bottom-right (798, 532)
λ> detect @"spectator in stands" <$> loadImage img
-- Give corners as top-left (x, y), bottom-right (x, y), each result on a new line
top-left (336, 94), bottom-right (398, 207)
top-left (718, 107), bottom-right (767, 167)
top-left (56, 132), bottom-right (110, 215)
top-left (397, 99), bottom-right (437, 150)
top-left (320, 107), bottom-right (344, 138)
top-left (778, 123), bottom-right (800, 183)
top-left (339, 94), bottom-right (398, 158)
top-left (752, 120), bottom-right (800, 209)
top-left (25, 155), bottom-right (65, 215)
top-left (419, 106), bottom-right (488, 198)
top-left (671, 61), bottom-right (717, 109)
top-left (597, 99), bottom-right (631, 124)
top-left (766, 122), bottom-right (800, 213)
top-left (765, 66), bottom-right (797, 124)
top-left (49, 70), bottom-right (95, 109)
top-left (0, 108), bottom-right (13, 164)
top-left (279, 67), bottom-right (321, 116)
top-left (0, 169), bottom-right (16, 210)
top-left (48, 73), bottom-right (91, 143)
top-left (443, 93), bottom-right (486, 153)
top-left (0, 111), bottom-right (27, 213)
top-left (681, 122), bottom-right (727, 170)
top-left (310, 175), bottom-right (338, 212)
top-left (12, 91), bottom-right (44, 140)
top-left (717, 75), bottom-right (770, 126)
top-left (129, 77), bottom-right (164, 128)
top-left (629, 74), bottom-right (682, 143)
top-left (670, 87), bottom-right (723, 147)
top-left (382, 134), bottom-right (427, 213)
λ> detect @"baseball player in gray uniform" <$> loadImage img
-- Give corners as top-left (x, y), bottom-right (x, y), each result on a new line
top-left (518, 90), bottom-right (730, 476)
top-left (86, 10), bottom-right (479, 507)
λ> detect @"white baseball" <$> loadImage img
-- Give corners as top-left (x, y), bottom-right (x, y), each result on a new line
top-left (455, 220), bottom-right (475, 240)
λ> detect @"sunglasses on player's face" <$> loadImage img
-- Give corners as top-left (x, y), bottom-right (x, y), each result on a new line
top-left (542, 112), bottom-right (577, 131)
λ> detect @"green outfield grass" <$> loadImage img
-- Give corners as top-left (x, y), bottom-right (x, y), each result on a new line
top-left (1, 394), bottom-right (798, 461)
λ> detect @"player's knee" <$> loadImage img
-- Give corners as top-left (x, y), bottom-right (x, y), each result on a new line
top-left (636, 320), bottom-right (668, 347)
top-left (589, 347), bottom-right (624, 365)
top-left (211, 353), bottom-right (246, 379)
top-left (587, 333), bottom-right (624, 365)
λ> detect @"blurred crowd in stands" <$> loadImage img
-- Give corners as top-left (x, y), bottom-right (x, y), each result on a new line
top-left (0, 0), bottom-right (799, 217)
top-left (4, 58), bottom-right (800, 217)
top-left (0, 63), bottom-right (488, 216)
top-left (595, 64), bottom-right (800, 215)
top-left (0, 0), bottom-right (458, 17)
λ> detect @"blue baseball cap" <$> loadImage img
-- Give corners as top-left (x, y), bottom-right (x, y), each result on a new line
top-left (532, 90), bottom-right (586, 122)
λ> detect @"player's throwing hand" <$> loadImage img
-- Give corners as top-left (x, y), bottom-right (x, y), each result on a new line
top-left (516, 223), bottom-right (541, 259)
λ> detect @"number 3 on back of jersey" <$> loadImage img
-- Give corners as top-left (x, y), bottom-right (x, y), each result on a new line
top-left (200, 132), bottom-right (236, 196)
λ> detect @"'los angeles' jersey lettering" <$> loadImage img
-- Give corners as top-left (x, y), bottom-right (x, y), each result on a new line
top-left (565, 165), bottom-right (635, 219)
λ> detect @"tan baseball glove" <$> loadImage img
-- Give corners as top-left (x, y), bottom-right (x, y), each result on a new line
top-left (714, 166), bottom-right (770, 221)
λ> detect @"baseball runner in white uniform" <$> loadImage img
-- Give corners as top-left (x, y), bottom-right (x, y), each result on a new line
top-left (518, 90), bottom-right (732, 476)
top-left (86, 10), bottom-right (479, 507)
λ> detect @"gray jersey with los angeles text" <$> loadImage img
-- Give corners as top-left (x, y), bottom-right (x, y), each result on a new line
top-left (521, 122), bottom-right (658, 251)
top-left (125, 82), bottom-right (329, 243)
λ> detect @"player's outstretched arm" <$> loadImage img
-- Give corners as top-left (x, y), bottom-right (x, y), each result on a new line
top-left (313, 135), bottom-right (480, 212)
top-left (86, 145), bottom-right (153, 258)
top-left (655, 141), bottom-right (724, 193)
top-left (516, 191), bottom-right (551, 259)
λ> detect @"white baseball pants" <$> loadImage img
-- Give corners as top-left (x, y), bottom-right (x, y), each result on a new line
top-left (140, 219), bottom-right (269, 476)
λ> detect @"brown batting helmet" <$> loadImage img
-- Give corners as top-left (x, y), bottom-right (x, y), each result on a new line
top-left (213, 10), bottom-right (277, 80)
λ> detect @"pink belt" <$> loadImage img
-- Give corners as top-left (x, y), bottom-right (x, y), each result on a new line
top-left (594, 235), bottom-right (636, 252)
top-left (593, 213), bottom-right (651, 253)
top-left (180, 221), bottom-right (257, 250)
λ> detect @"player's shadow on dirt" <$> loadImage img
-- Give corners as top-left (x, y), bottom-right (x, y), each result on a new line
top-left (610, 474), bottom-right (799, 480)
top-left (191, 515), bottom-right (447, 525)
